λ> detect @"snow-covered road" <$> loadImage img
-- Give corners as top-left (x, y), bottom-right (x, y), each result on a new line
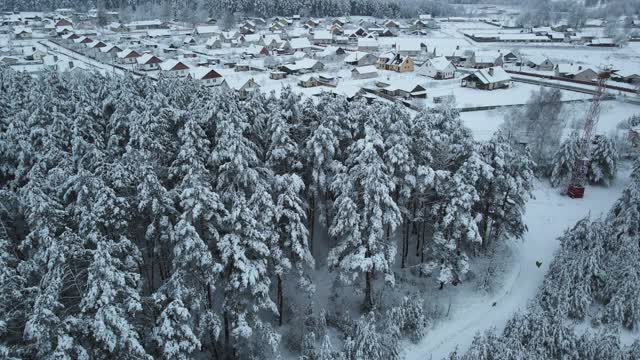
top-left (404, 169), bottom-right (632, 360)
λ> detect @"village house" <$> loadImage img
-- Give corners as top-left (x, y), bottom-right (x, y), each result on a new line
top-left (146, 29), bottom-right (172, 39)
top-left (220, 78), bottom-right (260, 99)
top-left (194, 25), bottom-right (220, 37)
top-left (270, 71), bottom-right (287, 80)
top-left (14, 27), bottom-right (33, 39)
top-left (316, 45), bottom-right (346, 58)
top-left (502, 51), bottom-right (520, 64)
top-left (159, 59), bottom-right (190, 77)
top-left (298, 74), bottom-right (321, 87)
top-left (461, 67), bottom-right (511, 90)
top-left (183, 36), bottom-right (196, 45)
top-left (378, 79), bottom-right (427, 99)
top-left (72, 36), bottom-right (93, 49)
top-left (467, 50), bottom-right (504, 68)
top-left (85, 40), bottom-right (107, 55)
top-left (357, 37), bottom-right (379, 52)
top-left (279, 58), bottom-right (325, 74)
top-left (281, 37), bottom-right (313, 54)
top-left (206, 37), bottom-right (222, 49)
top-left (54, 18), bottom-right (73, 29)
top-left (554, 64), bottom-right (598, 82)
top-left (242, 45), bottom-right (269, 58)
top-left (313, 30), bottom-right (333, 45)
top-left (260, 34), bottom-right (283, 49)
top-left (99, 44), bottom-right (122, 60)
top-left (344, 51), bottom-right (377, 66)
top-left (188, 67), bottom-right (223, 86)
top-left (377, 52), bottom-right (414, 72)
top-left (240, 33), bottom-right (261, 45)
top-left (394, 39), bottom-right (425, 57)
top-left (351, 65), bottom-right (378, 79)
top-left (116, 48), bottom-right (141, 64)
top-left (126, 19), bottom-right (165, 31)
top-left (383, 19), bottom-right (400, 29)
top-left (589, 38), bottom-right (616, 47)
top-left (525, 55), bottom-right (555, 71)
top-left (612, 69), bottom-right (640, 84)
top-left (418, 56), bottom-right (456, 79)
top-left (136, 53), bottom-right (162, 71)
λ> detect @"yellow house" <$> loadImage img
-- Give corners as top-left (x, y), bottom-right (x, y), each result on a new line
top-left (378, 53), bottom-right (414, 73)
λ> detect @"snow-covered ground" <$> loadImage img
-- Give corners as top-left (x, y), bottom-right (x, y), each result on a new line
top-left (403, 166), bottom-right (633, 360)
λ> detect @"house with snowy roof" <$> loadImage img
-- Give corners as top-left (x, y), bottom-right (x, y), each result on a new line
top-left (279, 58), bottom-right (325, 74)
top-left (136, 53), bottom-right (162, 71)
top-left (194, 25), bottom-right (220, 37)
top-left (376, 52), bottom-right (414, 73)
top-left (524, 55), bottom-right (554, 71)
top-left (206, 37), bottom-right (222, 49)
top-left (393, 39), bottom-right (425, 57)
top-left (116, 49), bottom-right (141, 64)
top-left (461, 67), bottom-right (511, 90)
top-left (313, 30), bottom-right (333, 45)
top-left (357, 37), bottom-right (378, 52)
top-left (418, 56), bottom-right (456, 79)
top-left (344, 51), bottom-right (377, 66)
top-left (188, 67), bottom-right (223, 86)
top-left (159, 59), bottom-right (190, 77)
top-left (281, 37), bottom-right (313, 54)
top-left (351, 65), bottom-right (378, 79)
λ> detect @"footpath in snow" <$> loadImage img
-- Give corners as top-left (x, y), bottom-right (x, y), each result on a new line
top-left (404, 168), bottom-right (632, 360)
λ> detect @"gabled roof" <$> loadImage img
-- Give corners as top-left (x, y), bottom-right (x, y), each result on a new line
top-left (357, 37), bottom-right (378, 47)
top-left (100, 44), bottom-right (121, 53)
top-left (352, 65), bottom-right (377, 75)
top-left (313, 30), bottom-right (332, 40)
top-left (136, 53), bottom-right (161, 65)
top-left (159, 59), bottom-right (189, 71)
top-left (344, 51), bottom-right (373, 63)
top-left (467, 67), bottom-right (511, 84)
top-left (195, 25), bottom-right (220, 34)
top-left (394, 38), bottom-right (423, 52)
top-left (116, 48), bottom-right (140, 58)
top-left (424, 56), bottom-right (453, 71)
top-left (189, 67), bottom-right (223, 80)
top-left (289, 37), bottom-right (312, 49)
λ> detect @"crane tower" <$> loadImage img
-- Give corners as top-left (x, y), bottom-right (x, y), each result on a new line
top-left (567, 69), bottom-right (610, 199)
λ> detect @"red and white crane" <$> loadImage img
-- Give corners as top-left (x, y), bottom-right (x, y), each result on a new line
top-left (567, 69), bottom-right (611, 199)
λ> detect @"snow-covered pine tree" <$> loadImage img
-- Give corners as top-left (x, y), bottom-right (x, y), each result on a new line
top-left (151, 299), bottom-right (201, 360)
top-left (588, 135), bottom-right (618, 186)
top-left (550, 132), bottom-right (581, 187)
top-left (477, 132), bottom-right (535, 249)
top-left (427, 150), bottom-right (491, 287)
top-left (79, 238), bottom-right (149, 359)
top-left (328, 123), bottom-right (401, 310)
top-left (343, 312), bottom-right (399, 360)
top-left (380, 103), bottom-right (416, 268)
top-left (211, 98), bottom-right (277, 356)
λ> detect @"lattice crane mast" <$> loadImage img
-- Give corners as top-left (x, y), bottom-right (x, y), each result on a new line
top-left (567, 69), bottom-right (611, 198)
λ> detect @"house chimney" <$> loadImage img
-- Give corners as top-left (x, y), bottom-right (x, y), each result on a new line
top-left (488, 67), bottom-right (494, 76)
top-left (456, 45), bottom-right (460, 50)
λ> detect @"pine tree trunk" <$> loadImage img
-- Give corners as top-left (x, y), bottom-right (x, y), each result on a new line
top-left (277, 274), bottom-right (284, 326)
top-left (224, 310), bottom-right (230, 356)
top-left (401, 220), bottom-right (407, 269)
top-left (309, 195), bottom-right (315, 260)
top-left (364, 270), bottom-right (374, 310)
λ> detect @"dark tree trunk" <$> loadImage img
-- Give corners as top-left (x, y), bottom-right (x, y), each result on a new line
top-left (364, 270), bottom-right (374, 310)
top-left (277, 274), bottom-right (284, 326)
